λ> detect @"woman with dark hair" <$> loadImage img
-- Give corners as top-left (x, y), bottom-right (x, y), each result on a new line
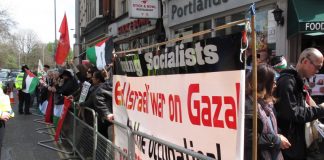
top-left (86, 66), bottom-right (98, 83)
top-left (78, 70), bottom-right (104, 124)
top-left (75, 64), bottom-right (88, 83)
top-left (244, 64), bottom-right (291, 160)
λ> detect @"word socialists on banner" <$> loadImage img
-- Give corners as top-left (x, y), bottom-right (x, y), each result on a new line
top-left (113, 33), bottom-right (245, 160)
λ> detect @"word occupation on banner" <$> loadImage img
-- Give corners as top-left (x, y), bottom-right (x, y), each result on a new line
top-left (113, 33), bottom-right (245, 160)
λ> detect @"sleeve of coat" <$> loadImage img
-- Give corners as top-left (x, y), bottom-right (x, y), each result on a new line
top-left (275, 76), bottom-right (324, 123)
top-left (94, 86), bottom-right (113, 119)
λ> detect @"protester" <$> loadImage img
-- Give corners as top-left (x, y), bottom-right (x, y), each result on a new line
top-left (68, 64), bottom-right (98, 104)
top-left (275, 48), bottom-right (324, 160)
top-left (244, 64), bottom-right (291, 160)
top-left (16, 65), bottom-right (32, 115)
top-left (94, 66), bottom-right (114, 137)
top-left (35, 65), bottom-right (50, 109)
top-left (78, 69), bottom-right (102, 125)
top-left (270, 55), bottom-right (288, 80)
top-left (44, 64), bottom-right (50, 73)
top-left (73, 69), bottom-right (101, 159)
top-left (54, 69), bottom-right (78, 106)
top-left (257, 49), bottom-right (270, 64)
top-left (69, 61), bottom-right (88, 84)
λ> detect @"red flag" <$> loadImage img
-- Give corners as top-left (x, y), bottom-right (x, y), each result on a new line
top-left (55, 13), bottom-right (70, 65)
top-left (54, 96), bottom-right (71, 141)
top-left (45, 92), bottom-right (54, 123)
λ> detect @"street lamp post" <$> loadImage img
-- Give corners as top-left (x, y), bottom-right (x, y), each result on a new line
top-left (18, 52), bottom-right (20, 68)
top-left (42, 44), bottom-right (46, 64)
top-left (54, 0), bottom-right (57, 65)
top-left (75, 0), bottom-right (80, 64)
top-left (54, 0), bottom-right (57, 43)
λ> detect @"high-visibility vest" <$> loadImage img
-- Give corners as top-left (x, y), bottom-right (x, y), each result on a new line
top-left (15, 72), bottom-right (24, 90)
top-left (0, 90), bottom-right (14, 118)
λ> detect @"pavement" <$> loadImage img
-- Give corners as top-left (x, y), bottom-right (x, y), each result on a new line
top-left (1, 91), bottom-right (75, 160)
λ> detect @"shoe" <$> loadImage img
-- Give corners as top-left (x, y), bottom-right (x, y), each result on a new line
top-left (19, 111), bottom-right (24, 114)
top-left (24, 112), bottom-right (31, 115)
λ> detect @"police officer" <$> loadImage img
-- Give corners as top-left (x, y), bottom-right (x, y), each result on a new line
top-left (15, 65), bottom-right (31, 114)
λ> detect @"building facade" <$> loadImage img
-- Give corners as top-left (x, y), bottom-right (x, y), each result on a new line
top-left (162, 0), bottom-right (284, 63)
top-left (76, 0), bottom-right (324, 65)
top-left (110, 0), bottom-right (164, 53)
top-left (78, 0), bottom-right (113, 60)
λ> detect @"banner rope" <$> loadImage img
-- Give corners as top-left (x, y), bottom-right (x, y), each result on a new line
top-left (115, 19), bottom-right (250, 55)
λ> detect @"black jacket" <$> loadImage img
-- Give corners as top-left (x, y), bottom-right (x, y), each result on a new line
top-left (79, 85), bottom-right (100, 126)
top-left (94, 81), bottom-right (113, 120)
top-left (55, 78), bottom-right (78, 105)
top-left (274, 69), bottom-right (324, 159)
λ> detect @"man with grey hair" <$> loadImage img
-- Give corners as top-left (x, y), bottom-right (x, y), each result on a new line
top-left (275, 48), bottom-right (324, 160)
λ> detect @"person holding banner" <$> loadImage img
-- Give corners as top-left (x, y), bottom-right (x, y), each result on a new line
top-left (66, 62), bottom-right (91, 104)
top-left (275, 48), bottom-right (324, 160)
top-left (52, 69), bottom-right (78, 126)
top-left (244, 64), bottom-right (291, 160)
top-left (78, 69), bottom-right (102, 126)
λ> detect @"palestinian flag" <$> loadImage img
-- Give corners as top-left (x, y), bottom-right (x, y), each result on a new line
top-left (86, 36), bottom-right (114, 70)
top-left (37, 59), bottom-right (46, 79)
top-left (53, 103), bottom-right (64, 128)
top-left (25, 69), bottom-right (39, 93)
top-left (45, 92), bottom-right (54, 123)
top-left (54, 97), bottom-right (71, 141)
top-left (39, 100), bottom-right (48, 115)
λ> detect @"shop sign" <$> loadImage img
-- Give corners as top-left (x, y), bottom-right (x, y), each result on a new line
top-left (168, 0), bottom-right (261, 27)
top-left (129, 0), bottom-right (160, 19)
top-left (118, 19), bottom-right (152, 35)
top-left (108, 23), bottom-right (118, 37)
top-left (301, 22), bottom-right (324, 32)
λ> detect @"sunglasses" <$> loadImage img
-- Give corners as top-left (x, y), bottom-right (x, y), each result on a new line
top-left (257, 54), bottom-right (260, 59)
top-left (306, 55), bottom-right (322, 70)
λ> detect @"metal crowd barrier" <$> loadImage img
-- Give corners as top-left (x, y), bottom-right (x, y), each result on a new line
top-left (73, 106), bottom-right (128, 160)
top-left (111, 120), bottom-right (215, 160)
top-left (31, 91), bottom-right (55, 134)
top-left (35, 101), bottom-right (214, 160)
top-left (36, 104), bottom-right (74, 155)
top-left (95, 119), bottom-right (129, 160)
top-left (73, 106), bottom-right (97, 160)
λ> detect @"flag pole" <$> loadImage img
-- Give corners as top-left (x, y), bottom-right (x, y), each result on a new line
top-left (54, 0), bottom-right (57, 66)
top-left (250, 3), bottom-right (258, 160)
top-left (75, 0), bottom-right (80, 64)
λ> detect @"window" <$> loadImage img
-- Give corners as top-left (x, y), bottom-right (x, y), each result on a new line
top-left (174, 20), bottom-right (211, 48)
top-left (86, 0), bottom-right (97, 22)
top-left (121, 0), bottom-right (128, 14)
top-left (215, 12), bottom-right (245, 37)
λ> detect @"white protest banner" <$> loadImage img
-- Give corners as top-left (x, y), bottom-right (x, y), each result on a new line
top-left (113, 33), bottom-right (245, 160)
top-left (79, 81), bottom-right (91, 103)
